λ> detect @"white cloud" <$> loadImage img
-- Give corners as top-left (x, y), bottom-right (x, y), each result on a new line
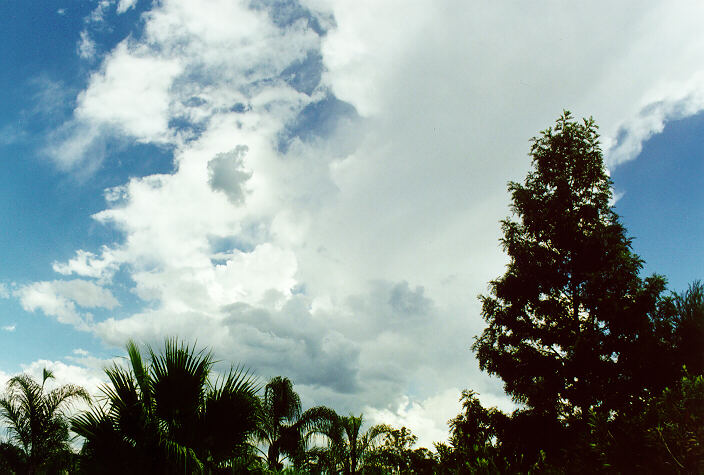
top-left (0, 369), bottom-right (11, 390)
top-left (22, 359), bottom-right (105, 395)
top-left (15, 280), bottom-right (119, 330)
top-left (2, 325), bottom-right (15, 332)
top-left (0, 283), bottom-right (9, 299)
top-left (316, 0), bottom-right (428, 117)
top-left (88, 0), bottom-right (112, 23)
top-left (207, 146), bottom-right (253, 204)
top-left (45, 121), bottom-right (105, 172)
top-left (0, 349), bottom-right (115, 406)
top-left (77, 43), bottom-right (182, 142)
top-left (117, 0), bottom-right (137, 14)
top-left (365, 388), bottom-right (462, 449)
top-left (46, 42), bottom-right (182, 169)
top-left (54, 280), bottom-right (119, 309)
top-left (28, 0), bottom-right (704, 447)
top-left (16, 284), bottom-right (85, 329)
top-left (85, 0), bottom-right (138, 19)
top-left (607, 73), bottom-right (704, 165)
top-left (18, 358), bottom-right (113, 418)
top-left (53, 248), bottom-right (120, 281)
top-left (366, 386), bottom-right (516, 449)
top-left (77, 30), bottom-right (97, 60)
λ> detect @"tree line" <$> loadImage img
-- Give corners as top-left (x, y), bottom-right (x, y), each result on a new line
top-left (0, 111), bottom-right (701, 473)
top-left (0, 339), bottom-right (437, 474)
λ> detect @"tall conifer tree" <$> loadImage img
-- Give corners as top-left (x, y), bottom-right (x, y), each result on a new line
top-left (473, 112), bottom-right (665, 426)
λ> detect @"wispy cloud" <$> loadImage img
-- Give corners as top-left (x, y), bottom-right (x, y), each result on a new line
top-left (77, 30), bottom-right (97, 60)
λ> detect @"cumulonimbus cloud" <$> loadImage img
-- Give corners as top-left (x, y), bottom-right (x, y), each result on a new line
top-left (19, 0), bottom-right (704, 447)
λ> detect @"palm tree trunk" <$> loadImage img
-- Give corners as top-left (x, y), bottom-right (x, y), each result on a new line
top-left (268, 443), bottom-right (281, 470)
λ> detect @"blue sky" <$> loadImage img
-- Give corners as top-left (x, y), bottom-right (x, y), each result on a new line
top-left (611, 113), bottom-right (704, 292)
top-left (0, 0), bottom-right (702, 446)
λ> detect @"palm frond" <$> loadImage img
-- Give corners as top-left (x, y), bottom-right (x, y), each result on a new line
top-left (161, 435), bottom-right (205, 473)
top-left (1, 370), bottom-right (88, 472)
top-left (44, 385), bottom-right (91, 416)
top-left (71, 408), bottom-right (110, 441)
top-left (6, 375), bottom-right (42, 423)
top-left (300, 406), bottom-right (341, 438)
top-left (151, 338), bottom-right (214, 433)
top-left (126, 340), bottom-right (152, 406)
top-left (263, 376), bottom-right (302, 424)
top-left (200, 366), bottom-right (260, 465)
top-left (42, 368), bottom-right (55, 387)
top-left (0, 396), bottom-right (30, 450)
top-left (72, 338), bottom-right (260, 472)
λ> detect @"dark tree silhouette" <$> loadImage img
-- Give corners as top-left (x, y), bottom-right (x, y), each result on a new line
top-left (256, 376), bottom-right (303, 470)
top-left (439, 390), bottom-right (501, 472)
top-left (72, 339), bottom-right (260, 474)
top-left (671, 281), bottom-right (704, 375)
top-left (255, 376), bottom-right (339, 470)
top-left (472, 111), bottom-right (668, 465)
top-left (588, 282), bottom-right (704, 472)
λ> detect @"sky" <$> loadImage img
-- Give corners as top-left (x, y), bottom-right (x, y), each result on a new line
top-left (0, 0), bottom-right (702, 447)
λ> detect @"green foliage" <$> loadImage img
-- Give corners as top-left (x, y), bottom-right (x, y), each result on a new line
top-left (474, 111), bottom-right (659, 418)
top-left (671, 281), bottom-right (704, 376)
top-left (648, 372), bottom-right (704, 472)
top-left (435, 390), bottom-right (542, 474)
top-left (363, 426), bottom-right (438, 474)
top-left (306, 412), bottom-right (392, 474)
top-left (470, 111), bottom-right (675, 466)
top-left (582, 282), bottom-right (704, 472)
top-left (586, 370), bottom-right (704, 474)
top-left (0, 368), bottom-right (89, 474)
top-left (443, 112), bottom-right (704, 472)
top-left (366, 425), bottom-right (417, 472)
top-left (71, 338), bottom-right (260, 474)
top-left (255, 376), bottom-right (338, 471)
top-left (445, 281), bottom-right (704, 473)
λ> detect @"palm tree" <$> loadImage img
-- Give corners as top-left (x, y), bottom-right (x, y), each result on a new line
top-left (0, 368), bottom-right (90, 474)
top-left (72, 339), bottom-right (260, 474)
top-left (255, 376), bottom-right (339, 471)
top-left (309, 412), bottom-right (391, 474)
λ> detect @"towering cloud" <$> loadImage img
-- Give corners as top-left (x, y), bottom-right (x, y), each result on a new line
top-left (18, 0), bottom-right (704, 446)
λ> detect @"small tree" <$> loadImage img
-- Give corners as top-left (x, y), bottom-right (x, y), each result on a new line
top-left (255, 376), bottom-right (339, 470)
top-left (435, 391), bottom-right (505, 473)
top-left (0, 368), bottom-right (89, 474)
top-left (365, 426), bottom-right (417, 472)
top-left (308, 412), bottom-right (391, 474)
